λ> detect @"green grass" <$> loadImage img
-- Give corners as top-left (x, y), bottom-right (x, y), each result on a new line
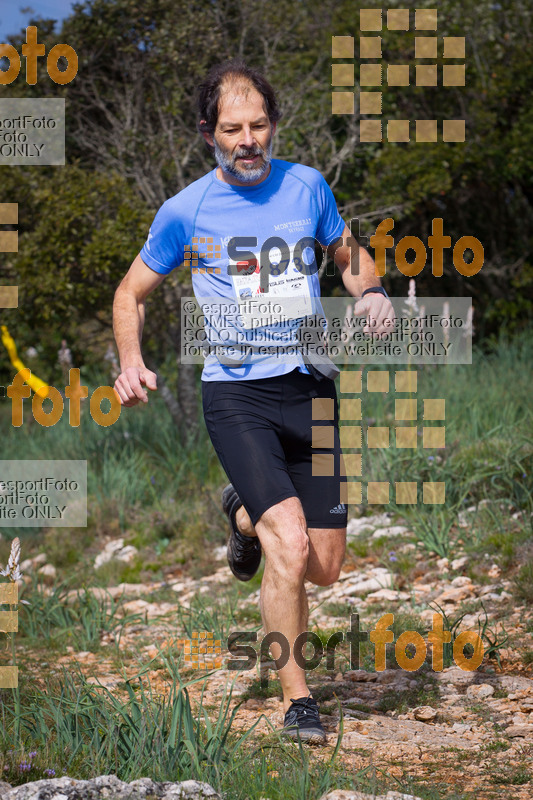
top-left (513, 558), bottom-right (533, 604)
top-left (0, 327), bottom-right (532, 799)
top-left (17, 573), bottom-right (148, 651)
top-left (376, 680), bottom-right (441, 714)
top-left (350, 328), bottom-right (533, 558)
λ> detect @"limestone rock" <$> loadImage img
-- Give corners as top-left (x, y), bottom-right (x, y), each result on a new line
top-left (450, 576), bottom-right (471, 587)
top-left (342, 570), bottom-right (394, 596)
top-left (433, 583), bottom-right (474, 604)
top-left (505, 724), bottom-right (533, 738)
top-left (346, 513), bottom-right (393, 537)
top-left (365, 588), bottom-right (411, 603)
top-left (450, 556), bottom-right (469, 571)
top-left (413, 706), bottom-right (437, 722)
top-left (37, 563), bottom-right (57, 580)
top-left (371, 525), bottom-right (409, 540)
top-left (319, 791), bottom-right (423, 800)
top-left (344, 670), bottom-right (378, 682)
top-left (94, 539), bottom-right (138, 569)
top-left (0, 775), bottom-right (221, 799)
top-left (466, 683), bottom-right (495, 701)
top-left (20, 553), bottom-right (47, 572)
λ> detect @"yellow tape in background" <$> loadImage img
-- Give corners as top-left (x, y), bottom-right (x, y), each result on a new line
top-left (1, 325), bottom-right (49, 398)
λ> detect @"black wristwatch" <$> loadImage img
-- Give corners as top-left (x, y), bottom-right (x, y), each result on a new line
top-left (361, 286), bottom-right (390, 300)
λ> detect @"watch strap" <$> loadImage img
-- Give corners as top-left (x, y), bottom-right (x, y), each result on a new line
top-left (361, 286), bottom-right (390, 300)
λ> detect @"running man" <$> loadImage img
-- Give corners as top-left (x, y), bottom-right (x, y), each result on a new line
top-left (113, 59), bottom-right (394, 744)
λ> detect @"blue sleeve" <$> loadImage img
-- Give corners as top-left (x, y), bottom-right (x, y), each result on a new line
top-left (314, 174), bottom-right (346, 246)
top-left (140, 199), bottom-right (185, 275)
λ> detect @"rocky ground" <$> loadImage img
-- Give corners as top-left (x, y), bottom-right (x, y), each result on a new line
top-left (5, 505), bottom-right (533, 800)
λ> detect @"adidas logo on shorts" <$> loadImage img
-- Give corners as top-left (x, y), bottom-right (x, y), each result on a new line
top-left (329, 504), bottom-right (346, 514)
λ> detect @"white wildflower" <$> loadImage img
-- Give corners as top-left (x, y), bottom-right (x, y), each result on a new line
top-left (442, 301), bottom-right (450, 348)
top-left (57, 339), bottom-right (73, 368)
top-left (25, 347), bottom-right (38, 359)
top-left (341, 303), bottom-right (353, 343)
top-left (0, 537), bottom-right (23, 582)
top-left (418, 304), bottom-right (425, 335)
top-left (403, 278), bottom-right (419, 314)
top-left (463, 305), bottom-right (475, 338)
top-left (104, 344), bottom-right (120, 380)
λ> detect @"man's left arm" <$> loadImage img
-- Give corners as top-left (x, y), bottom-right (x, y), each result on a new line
top-left (327, 223), bottom-right (396, 336)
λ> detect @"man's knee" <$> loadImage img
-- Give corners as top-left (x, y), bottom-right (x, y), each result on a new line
top-left (305, 529), bottom-right (346, 586)
top-left (305, 559), bottom-right (343, 587)
top-left (256, 498), bottom-right (309, 578)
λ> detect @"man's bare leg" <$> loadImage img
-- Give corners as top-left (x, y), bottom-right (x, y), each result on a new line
top-left (233, 497), bottom-right (345, 713)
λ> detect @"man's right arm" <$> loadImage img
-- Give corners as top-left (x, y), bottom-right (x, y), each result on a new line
top-left (113, 253), bottom-right (167, 406)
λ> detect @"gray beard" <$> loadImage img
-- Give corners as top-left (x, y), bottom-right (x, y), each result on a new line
top-left (213, 137), bottom-right (273, 184)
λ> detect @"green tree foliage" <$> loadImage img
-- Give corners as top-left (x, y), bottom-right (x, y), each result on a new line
top-left (1, 0), bottom-right (531, 406)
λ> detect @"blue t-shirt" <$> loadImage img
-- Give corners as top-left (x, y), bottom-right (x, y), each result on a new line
top-left (140, 158), bottom-right (345, 381)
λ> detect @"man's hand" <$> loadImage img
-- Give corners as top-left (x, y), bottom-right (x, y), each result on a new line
top-left (353, 294), bottom-right (396, 337)
top-left (114, 367), bottom-right (157, 406)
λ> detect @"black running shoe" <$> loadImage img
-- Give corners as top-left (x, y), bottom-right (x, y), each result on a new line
top-left (281, 695), bottom-right (327, 744)
top-left (222, 484), bottom-right (261, 582)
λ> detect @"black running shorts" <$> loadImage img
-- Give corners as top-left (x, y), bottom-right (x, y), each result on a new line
top-left (202, 368), bottom-right (348, 529)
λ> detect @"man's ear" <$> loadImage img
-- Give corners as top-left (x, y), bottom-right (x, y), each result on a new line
top-left (271, 121), bottom-right (277, 136)
top-left (199, 121), bottom-right (214, 148)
